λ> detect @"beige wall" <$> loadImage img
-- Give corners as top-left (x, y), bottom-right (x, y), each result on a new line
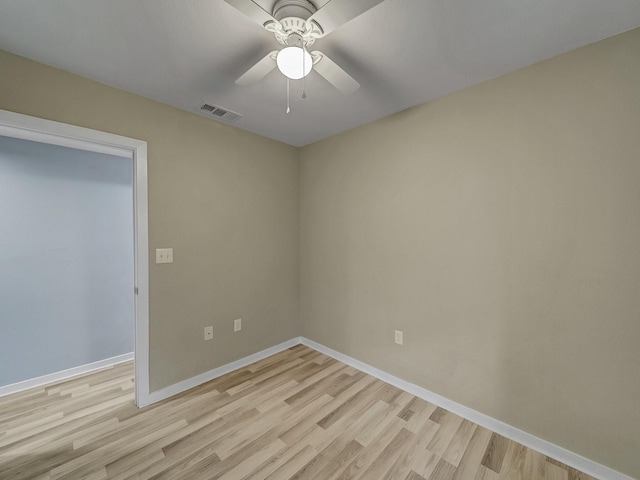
top-left (299, 28), bottom-right (640, 478)
top-left (0, 50), bottom-right (300, 392)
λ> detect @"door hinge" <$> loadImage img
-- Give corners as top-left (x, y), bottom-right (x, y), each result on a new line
top-left (134, 287), bottom-right (139, 295)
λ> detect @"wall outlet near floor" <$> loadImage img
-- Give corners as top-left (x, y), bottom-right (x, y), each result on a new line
top-left (394, 330), bottom-right (404, 345)
top-left (155, 248), bottom-right (173, 264)
top-left (204, 326), bottom-right (213, 341)
top-left (234, 318), bottom-right (242, 332)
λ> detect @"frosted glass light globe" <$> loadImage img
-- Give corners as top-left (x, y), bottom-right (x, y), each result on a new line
top-left (276, 46), bottom-right (312, 80)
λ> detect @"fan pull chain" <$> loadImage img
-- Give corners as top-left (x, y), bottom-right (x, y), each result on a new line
top-left (286, 77), bottom-right (291, 114)
top-left (302, 45), bottom-right (307, 99)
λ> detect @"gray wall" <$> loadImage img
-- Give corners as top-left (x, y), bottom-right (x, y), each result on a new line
top-left (0, 135), bottom-right (134, 387)
top-left (299, 28), bottom-right (640, 478)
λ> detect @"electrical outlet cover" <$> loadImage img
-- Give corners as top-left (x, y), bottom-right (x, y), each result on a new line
top-left (155, 248), bottom-right (173, 264)
top-left (204, 326), bottom-right (213, 340)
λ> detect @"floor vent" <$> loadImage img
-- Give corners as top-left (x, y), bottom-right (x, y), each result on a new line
top-left (198, 103), bottom-right (242, 123)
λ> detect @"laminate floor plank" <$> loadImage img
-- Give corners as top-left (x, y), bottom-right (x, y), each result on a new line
top-left (0, 346), bottom-right (599, 480)
top-left (262, 444), bottom-right (318, 480)
top-left (451, 426), bottom-right (493, 480)
top-left (383, 420), bottom-right (441, 480)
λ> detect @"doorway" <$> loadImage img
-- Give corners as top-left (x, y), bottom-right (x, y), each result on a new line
top-left (0, 109), bottom-right (149, 406)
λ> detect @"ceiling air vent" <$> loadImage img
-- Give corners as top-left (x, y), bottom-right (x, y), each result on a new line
top-left (198, 103), bottom-right (242, 123)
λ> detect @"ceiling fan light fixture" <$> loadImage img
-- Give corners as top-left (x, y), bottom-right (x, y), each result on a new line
top-left (276, 46), bottom-right (312, 80)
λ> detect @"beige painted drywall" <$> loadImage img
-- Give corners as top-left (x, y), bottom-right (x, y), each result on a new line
top-left (0, 50), bottom-right (300, 392)
top-left (299, 28), bottom-right (640, 478)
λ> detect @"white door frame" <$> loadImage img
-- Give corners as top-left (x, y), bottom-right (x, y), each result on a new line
top-left (0, 109), bottom-right (150, 407)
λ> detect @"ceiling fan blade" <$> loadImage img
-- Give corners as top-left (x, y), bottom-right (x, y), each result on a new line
top-left (235, 51), bottom-right (278, 86)
top-left (223, 0), bottom-right (278, 29)
top-left (308, 0), bottom-right (386, 37)
top-left (312, 52), bottom-right (360, 95)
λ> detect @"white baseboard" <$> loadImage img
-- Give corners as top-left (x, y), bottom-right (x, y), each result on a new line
top-left (299, 337), bottom-right (632, 480)
top-left (73, 338), bottom-right (628, 480)
top-left (143, 338), bottom-right (302, 407)
top-left (0, 352), bottom-right (134, 398)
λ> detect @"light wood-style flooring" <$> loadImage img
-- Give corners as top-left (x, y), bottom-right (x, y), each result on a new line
top-left (0, 345), bottom-right (597, 479)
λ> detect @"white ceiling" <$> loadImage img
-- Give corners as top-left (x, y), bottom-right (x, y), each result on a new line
top-left (1, 0), bottom-right (639, 147)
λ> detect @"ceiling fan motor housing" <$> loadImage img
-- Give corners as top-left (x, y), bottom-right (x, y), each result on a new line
top-left (272, 0), bottom-right (316, 21)
top-left (267, 0), bottom-right (323, 48)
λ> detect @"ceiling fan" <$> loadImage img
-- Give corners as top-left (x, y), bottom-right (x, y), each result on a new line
top-left (224, 0), bottom-right (386, 97)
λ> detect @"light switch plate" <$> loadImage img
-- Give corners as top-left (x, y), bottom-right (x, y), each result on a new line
top-left (156, 248), bottom-right (173, 264)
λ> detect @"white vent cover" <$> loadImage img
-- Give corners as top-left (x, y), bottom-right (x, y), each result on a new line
top-left (198, 103), bottom-right (242, 123)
